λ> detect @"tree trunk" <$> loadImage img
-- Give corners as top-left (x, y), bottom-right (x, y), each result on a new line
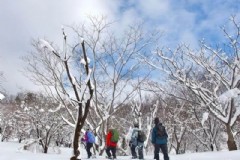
top-left (176, 142), bottom-right (180, 154)
top-left (71, 117), bottom-right (82, 160)
top-left (44, 146), bottom-right (48, 153)
top-left (19, 137), bottom-right (22, 143)
top-left (226, 124), bottom-right (237, 150)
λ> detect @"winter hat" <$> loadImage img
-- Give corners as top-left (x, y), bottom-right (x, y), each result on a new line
top-left (154, 117), bottom-right (160, 125)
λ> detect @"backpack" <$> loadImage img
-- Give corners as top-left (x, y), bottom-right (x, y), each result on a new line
top-left (157, 124), bottom-right (165, 137)
top-left (87, 131), bottom-right (95, 143)
top-left (137, 130), bottom-right (147, 142)
top-left (110, 129), bottom-right (119, 143)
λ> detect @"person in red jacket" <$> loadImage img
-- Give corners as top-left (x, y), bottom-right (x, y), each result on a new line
top-left (106, 129), bottom-right (117, 159)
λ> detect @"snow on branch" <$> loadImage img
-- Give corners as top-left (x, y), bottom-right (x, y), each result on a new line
top-left (217, 88), bottom-right (240, 103)
top-left (0, 92), bottom-right (4, 100)
top-left (80, 37), bottom-right (84, 44)
top-left (80, 57), bottom-right (90, 65)
top-left (201, 112), bottom-right (209, 126)
top-left (61, 114), bottom-right (75, 128)
top-left (49, 103), bottom-right (62, 113)
top-left (70, 74), bottom-right (77, 87)
top-left (79, 68), bottom-right (93, 100)
top-left (39, 39), bottom-right (56, 53)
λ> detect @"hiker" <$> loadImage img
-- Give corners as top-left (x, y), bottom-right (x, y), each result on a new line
top-left (151, 117), bottom-right (169, 160)
top-left (106, 129), bottom-right (119, 159)
top-left (129, 123), bottom-right (145, 159)
top-left (81, 129), bottom-right (95, 158)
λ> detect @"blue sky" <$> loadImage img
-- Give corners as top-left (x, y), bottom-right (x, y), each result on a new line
top-left (0, 0), bottom-right (239, 94)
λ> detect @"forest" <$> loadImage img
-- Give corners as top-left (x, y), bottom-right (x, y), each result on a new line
top-left (0, 16), bottom-right (240, 160)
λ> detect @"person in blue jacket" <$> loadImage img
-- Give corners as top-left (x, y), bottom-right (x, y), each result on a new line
top-left (81, 129), bottom-right (95, 158)
top-left (151, 117), bottom-right (169, 160)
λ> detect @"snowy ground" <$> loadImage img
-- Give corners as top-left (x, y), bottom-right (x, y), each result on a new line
top-left (0, 141), bottom-right (240, 160)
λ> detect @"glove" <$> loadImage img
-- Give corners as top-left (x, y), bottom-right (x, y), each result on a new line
top-left (129, 141), bottom-right (132, 147)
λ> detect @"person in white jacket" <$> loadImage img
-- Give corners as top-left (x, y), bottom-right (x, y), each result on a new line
top-left (129, 123), bottom-right (144, 159)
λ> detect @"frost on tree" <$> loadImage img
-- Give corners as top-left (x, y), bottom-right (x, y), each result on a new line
top-left (143, 16), bottom-right (240, 151)
top-left (24, 28), bottom-right (94, 160)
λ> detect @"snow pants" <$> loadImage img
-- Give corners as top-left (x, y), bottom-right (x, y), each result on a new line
top-left (86, 142), bottom-right (93, 158)
top-left (154, 144), bottom-right (169, 160)
top-left (106, 146), bottom-right (116, 158)
top-left (130, 144), bottom-right (143, 159)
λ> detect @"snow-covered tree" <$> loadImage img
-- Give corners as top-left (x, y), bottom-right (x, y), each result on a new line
top-left (164, 85), bottom-right (224, 152)
top-left (143, 16), bottom-right (240, 150)
top-left (0, 97), bottom-right (17, 142)
top-left (14, 92), bottom-right (66, 153)
top-left (130, 87), bottom-right (159, 151)
top-left (23, 16), bottom-right (158, 157)
top-left (67, 17), bottom-right (159, 155)
top-left (166, 97), bottom-right (188, 154)
top-left (190, 102), bottom-right (224, 151)
top-left (23, 28), bottom-right (94, 159)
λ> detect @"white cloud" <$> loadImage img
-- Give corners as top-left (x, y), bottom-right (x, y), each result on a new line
top-left (139, 0), bottom-right (170, 18)
top-left (0, 0), bottom-right (118, 94)
top-left (0, 0), bottom-right (239, 94)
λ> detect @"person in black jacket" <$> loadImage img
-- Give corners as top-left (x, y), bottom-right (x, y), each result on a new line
top-left (151, 117), bottom-right (169, 160)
